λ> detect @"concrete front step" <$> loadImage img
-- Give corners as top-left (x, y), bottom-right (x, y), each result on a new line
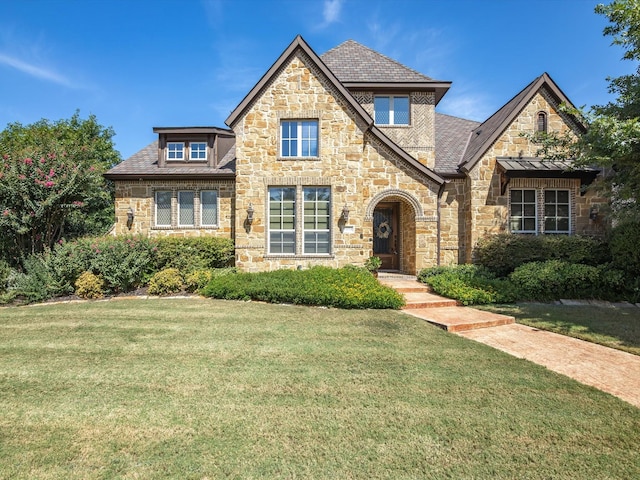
top-left (403, 306), bottom-right (515, 333)
top-left (402, 292), bottom-right (458, 309)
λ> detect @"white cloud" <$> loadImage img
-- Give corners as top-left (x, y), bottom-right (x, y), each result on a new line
top-left (0, 52), bottom-right (76, 88)
top-left (438, 90), bottom-right (492, 122)
top-left (323, 0), bottom-right (343, 25)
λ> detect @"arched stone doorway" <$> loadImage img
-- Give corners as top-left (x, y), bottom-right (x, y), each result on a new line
top-left (366, 190), bottom-right (423, 274)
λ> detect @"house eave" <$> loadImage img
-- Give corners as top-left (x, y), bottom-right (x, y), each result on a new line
top-left (104, 173), bottom-right (236, 181)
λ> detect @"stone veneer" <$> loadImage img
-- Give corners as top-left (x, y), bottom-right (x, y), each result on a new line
top-left (464, 89), bottom-right (605, 261)
top-left (113, 180), bottom-right (235, 237)
top-left (232, 50), bottom-right (441, 273)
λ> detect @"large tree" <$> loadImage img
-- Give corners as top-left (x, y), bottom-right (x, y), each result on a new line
top-left (0, 112), bottom-right (120, 265)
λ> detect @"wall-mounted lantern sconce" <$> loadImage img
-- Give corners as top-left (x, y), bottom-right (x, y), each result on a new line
top-left (341, 204), bottom-right (350, 223)
top-left (126, 207), bottom-right (135, 230)
top-left (246, 203), bottom-right (255, 225)
top-left (589, 207), bottom-right (599, 221)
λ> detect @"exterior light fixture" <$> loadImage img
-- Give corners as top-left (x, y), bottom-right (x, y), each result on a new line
top-left (341, 204), bottom-right (350, 222)
top-left (589, 207), bottom-right (599, 221)
top-left (126, 207), bottom-right (135, 230)
top-left (246, 202), bottom-right (254, 225)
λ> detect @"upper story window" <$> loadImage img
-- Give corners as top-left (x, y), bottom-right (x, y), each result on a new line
top-left (537, 112), bottom-right (548, 133)
top-left (166, 141), bottom-right (208, 162)
top-left (167, 142), bottom-right (185, 160)
top-left (281, 120), bottom-right (318, 157)
top-left (374, 96), bottom-right (409, 125)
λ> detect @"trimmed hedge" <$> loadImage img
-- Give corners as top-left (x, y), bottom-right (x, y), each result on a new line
top-left (148, 268), bottom-right (184, 296)
top-left (473, 233), bottom-right (610, 277)
top-left (509, 260), bottom-right (600, 301)
top-left (201, 266), bottom-right (405, 309)
top-left (609, 221), bottom-right (640, 275)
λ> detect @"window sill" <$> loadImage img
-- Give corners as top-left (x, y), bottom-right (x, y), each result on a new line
top-left (265, 254), bottom-right (334, 259)
top-left (152, 225), bottom-right (219, 230)
top-left (277, 156), bottom-right (320, 161)
top-left (375, 124), bottom-right (411, 128)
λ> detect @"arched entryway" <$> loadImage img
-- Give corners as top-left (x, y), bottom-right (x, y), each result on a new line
top-left (367, 190), bottom-right (423, 274)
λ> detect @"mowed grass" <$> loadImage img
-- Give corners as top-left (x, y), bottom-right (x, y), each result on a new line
top-left (483, 303), bottom-right (640, 356)
top-left (0, 299), bottom-right (639, 479)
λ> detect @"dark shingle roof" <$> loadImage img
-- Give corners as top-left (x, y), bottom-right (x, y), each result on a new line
top-left (105, 141), bottom-right (235, 179)
top-left (321, 40), bottom-right (435, 83)
top-left (434, 112), bottom-right (480, 174)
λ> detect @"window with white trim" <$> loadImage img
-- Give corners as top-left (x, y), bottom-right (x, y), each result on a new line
top-left (374, 95), bottom-right (409, 125)
top-left (268, 186), bottom-right (332, 255)
top-left (544, 190), bottom-right (570, 233)
top-left (200, 190), bottom-right (218, 226)
top-left (303, 187), bottom-right (331, 254)
top-left (268, 187), bottom-right (296, 254)
top-left (509, 189), bottom-right (537, 233)
top-left (280, 120), bottom-right (318, 157)
top-left (167, 142), bottom-right (184, 160)
top-left (178, 191), bottom-right (195, 226)
top-left (190, 142), bottom-right (207, 161)
top-left (155, 191), bottom-right (172, 226)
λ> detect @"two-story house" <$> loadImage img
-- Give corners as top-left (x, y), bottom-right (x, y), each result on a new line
top-left (105, 35), bottom-right (602, 273)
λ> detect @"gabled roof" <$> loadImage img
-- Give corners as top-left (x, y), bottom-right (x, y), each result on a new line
top-left (104, 141), bottom-right (236, 180)
top-left (459, 72), bottom-right (586, 173)
top-left (225, 35), bottom-right (444, 186)
top-left (321, 40), bottom-right (451, 104)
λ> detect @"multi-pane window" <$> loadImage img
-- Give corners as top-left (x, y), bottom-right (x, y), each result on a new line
top-left (510, 189), bottom-right (537, 233)
top-left (155, 191), bottom-right (172, 226)
top-left (190, 142), bottom-right (207, 161)
top-left (167, 142), bottom-right (184, 160)
top-left (544, 190), bottom-right (570, 233)
top-left (537, 112), bottom-right (548, 133)
top-left (281, 120), bottom-right (318, 157)
top-left (154, 189), bottom-right (218, 228)
top-left (178, 191), bottom-right (195, 226)
top-left (303, 187), bottom-right (331, 254)
top-left (200, 190), bottom-right (218, 226)
top-left (374, 96), bottom-right (410, 125)
top-left (269, 187), bottom-right (296, 254)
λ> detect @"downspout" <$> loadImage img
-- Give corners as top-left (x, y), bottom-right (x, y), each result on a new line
top-left (436, 180), bottom-right (448, 266)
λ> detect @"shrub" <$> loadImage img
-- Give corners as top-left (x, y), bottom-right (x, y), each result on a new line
top-left (509, 260), bottom-right (601, 301)
top-left (473, 233), bottom-right (609, 277)
top-left (11, 254), bottom-right (63, 303)
top-left (418, 264), bottom-right (517, 305)
top-left (148, 268), bottom-right (184, 296)
top-left (0, 260), bottom-right (11, 293)
top-left (201, 266), bottom-right (404, 309)
top-left (185, 268), bottom-right (236, 293)
top-left (155, 237), bottom-right (234, 272)
top-left (75, 271), bottom-right (105, 299)
top-left (609, 221), bottom-right (640, 275)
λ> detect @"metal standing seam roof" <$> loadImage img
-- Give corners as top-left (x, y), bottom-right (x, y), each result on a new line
top-left (496, 158), bottom-right (598, 173)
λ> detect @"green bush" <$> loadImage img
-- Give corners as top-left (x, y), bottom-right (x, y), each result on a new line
top-left (473, 234), bottom-right (609, 277)
top-left (184, 268), bottom-right (236, 293)
top-left (0, 260), bottom-right (11, 293)
top-left (509, 260), bottom-right (601, 301)
top-left (418, 265), bottom-right (517, 305)
top-left (11, 255), bottom-right (63, 303)
top-left (201, 266), bottom-right (404, 309)
top-left (609, 221), bottom-right (640, 276)
top-left (155, 237), bottom-right (234, 272)
top-left (75, 271), bottom-right (105, 299)
top-left (148, 268), bottom-right (184, 296)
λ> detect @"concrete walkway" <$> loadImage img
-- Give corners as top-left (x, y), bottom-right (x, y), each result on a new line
top-left (379, 273), bottom-right (640, 408)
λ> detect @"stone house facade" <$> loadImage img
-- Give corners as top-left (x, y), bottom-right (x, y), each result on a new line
top-left (105, 35), bottom-right (603, 274)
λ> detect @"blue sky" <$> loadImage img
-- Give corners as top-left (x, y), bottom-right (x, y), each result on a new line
top-left (0, 0), bottom-right (634, 160)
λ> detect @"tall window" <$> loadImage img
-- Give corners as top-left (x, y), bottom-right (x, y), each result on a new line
top-left (537, 112), bottom-right (548, 133)
top-left (510, 189), bottom-right (537, 233)
top-left (155, 191), bottom-right (172, 226)
top-left (167, 142), bottom-right (184, 160)
top-left (190, 142), bottom-right (207, 161)
top-left (544, 190), bottom-right (570, 233)
top-left (269, 187), bottom-right (296, 254)
top-left (374, 96), bottom-right (409, 125)
top-left (200, 190), bottom-right (218, 226)
top-left (281, 120), bottom-right (318, 157)
top-left (303, 187), bottom-right (331, 254)
top-left (178, 191), bottom-right (195, 226)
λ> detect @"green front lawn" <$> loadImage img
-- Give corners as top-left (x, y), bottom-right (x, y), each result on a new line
top-left (1, 299), bottom-right (639, 479)
top-left (483, 303), bottom-right (640, 356)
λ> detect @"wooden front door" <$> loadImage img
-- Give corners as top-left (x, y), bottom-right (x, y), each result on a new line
top-left (373, 203), bottom-right (399, 271)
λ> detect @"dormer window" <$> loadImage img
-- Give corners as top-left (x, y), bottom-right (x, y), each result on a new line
top-left (166, 141), bottom-right (208, 162)
top-left (167, 142), bottom-right (185, 160)
top-left (537, 112), bottom-right (548, 133)
top-left (374, 95), bottom-right (409, 125)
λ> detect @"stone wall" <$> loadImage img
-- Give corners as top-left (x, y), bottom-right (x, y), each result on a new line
top-left (439, 179), bottom-right (467, 265)
top-left (465, 89), bottom-right (604, 261)
top-left (232, 50), bottom-right (440, 273)
top-left (113, 179), bottom-right (235, 238)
